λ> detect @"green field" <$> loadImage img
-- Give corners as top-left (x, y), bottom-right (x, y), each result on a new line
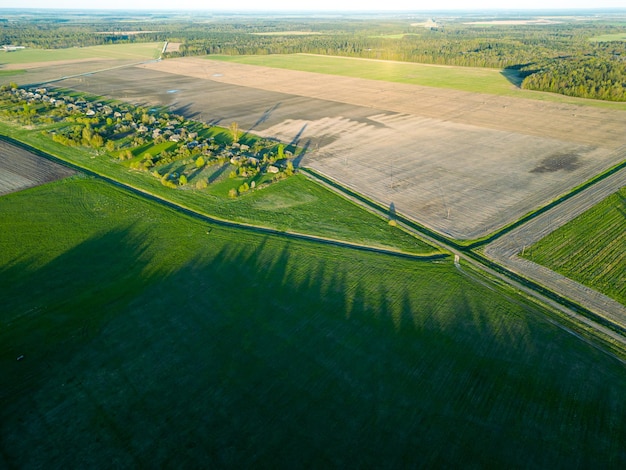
top-left (211, 53), bottom-right (515, 93)
top-left (0, 42), bottom-right (162, 65)
top-left (0, 122), bottom-right (436, 255)
top-left (590, 33), bottom-right (626, 42)
top-left (523, 188), bottom-right (626, 305)
top-left (209, 54), bottom-right (626, 110)
top-left (1, 176), bottom-right (626, 467)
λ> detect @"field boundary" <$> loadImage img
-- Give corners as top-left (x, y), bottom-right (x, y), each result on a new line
top-left (301, 166), bottom-right (626, 338)
top-left (0, 134), bottom-right (445, 262)
top-left (2, 130), bottom-right (624, 341)
top-left (466, 148), bottom-right (626, 248)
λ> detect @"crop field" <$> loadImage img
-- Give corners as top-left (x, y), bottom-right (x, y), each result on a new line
top-left (0, 42), bottom-right (162, 87)
top-left (522, 187), bottom-right (626, 305)
top-left (0, 139), bottom-right (75, 196)
top-left (48, 57), bottom-right (626, 240)
top-left (0, 42), bottom-right (162, 66)
top-left (2, 177), bottom-right (626, 468)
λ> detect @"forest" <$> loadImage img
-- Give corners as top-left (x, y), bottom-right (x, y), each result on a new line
top-left (1, 10), bottom-right (625, 101)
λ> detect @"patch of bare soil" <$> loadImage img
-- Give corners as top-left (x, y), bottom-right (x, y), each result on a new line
top-left (0, 140), bottom-right (75, 196)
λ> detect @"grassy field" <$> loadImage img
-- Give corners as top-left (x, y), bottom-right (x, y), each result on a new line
top-left (590, 33), bottom-right (626, 42)
top-left (0, 42), bottom-right (162, 65)
top-left (0, 123), bottom-right (436, 255)
top-left (211, 53), bottom-right (516, 94)
top-left (208, 54), bottom-right (626, 110)
top-left (1, 176), bottom-right (626, 467)
top-left (522, 187), bottom-right (626, 305)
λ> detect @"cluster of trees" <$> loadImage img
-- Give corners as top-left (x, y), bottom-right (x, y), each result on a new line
top-left (0, 85), bottom-right (296, 194)
top-left (0, 22), bottom-right (169, 49)
top-left (519, 43), bottom-right (626, 101)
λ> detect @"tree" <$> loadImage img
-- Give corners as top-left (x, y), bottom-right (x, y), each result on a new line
top-left (179, 174), bottom-right (188, 186)
top-left (90, 133), bottom-right (104, 148)
top-left (195, 156), bottom-right (205, 168)
top-left (229, 121), bottom-right (240, 144)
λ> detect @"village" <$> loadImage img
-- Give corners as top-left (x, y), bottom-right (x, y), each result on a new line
top-left (0, 84), bottom-right (293, 195)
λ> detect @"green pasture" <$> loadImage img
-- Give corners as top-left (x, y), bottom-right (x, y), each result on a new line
top-left (523, 187), bottom-right (626, 305)
top-left (0, 122), bottom-right (435, 255)
top-left (1, 177), bottom-right (626, 467)
top-left (211, 53), bottom-right (513, 93)
top-left (0, 42), bottom-right (162, 65)
top-left (208, 54), bottom-right (626, 110)
top-left (590, 33), bottom-right (626, 42)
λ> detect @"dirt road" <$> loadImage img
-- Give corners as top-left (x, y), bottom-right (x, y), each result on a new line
top-left (484, 160), bottom-right (626, 328)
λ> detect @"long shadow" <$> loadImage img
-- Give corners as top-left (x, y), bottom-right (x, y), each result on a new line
top-left (3, 212), bottom-right (625, 468)
top-left (289, 123), bottom-right (308, 148)
top-left (171, 103), bottom-right (201, 120)
top-left (247, 103), bottom-right (282, 133)
top-left (208, 162), bottom-right (231, 183)
top-left (205, 117), bottom-right (224, 127)
top-left (292, 139), bottom-right (311, 169)
top-left (501, 63), bottom-right (536, 88)
top-left (0, 225), bottom-right (154, 402)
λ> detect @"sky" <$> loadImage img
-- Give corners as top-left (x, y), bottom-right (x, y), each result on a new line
top-left (5, 1), bottom-right (626, 11)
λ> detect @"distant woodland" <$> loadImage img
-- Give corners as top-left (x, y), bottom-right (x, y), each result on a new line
top-left (1, 11), bottom-right (625, 101)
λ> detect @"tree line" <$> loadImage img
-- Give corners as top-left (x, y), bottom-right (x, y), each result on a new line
top-left (1, 13), bottom-right (624, 101)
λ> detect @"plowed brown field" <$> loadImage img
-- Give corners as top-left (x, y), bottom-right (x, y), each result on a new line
top-left (51, 57), bottom-right (626, 239)
top-left (0, 140), bottom-right (75, 196)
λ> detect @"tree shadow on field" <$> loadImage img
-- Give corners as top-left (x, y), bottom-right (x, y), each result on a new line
top-left (171, 103), bottom-right (200, 120)
top-left (289, 124), bottom-right (308, 148)
top-left (205, 117), bottom-right (224, 127)
top-left (208, 162), bottom-right (231, 183)
top-left (292, 139), bottom-right (311, 168)
top-left (501, 64), bottom-right (534, 88)
top-left (0, 225), bottom-right (154, 403)
top-left (247, 103), bottom-right (282, 133)
top-left (2, 216), bottom-right (602, 469)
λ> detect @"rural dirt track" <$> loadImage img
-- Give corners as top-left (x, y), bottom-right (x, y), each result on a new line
top-left (484, 162), bottom-right (626, 327)
top-left (0, 139), bottom-right (75, 196)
